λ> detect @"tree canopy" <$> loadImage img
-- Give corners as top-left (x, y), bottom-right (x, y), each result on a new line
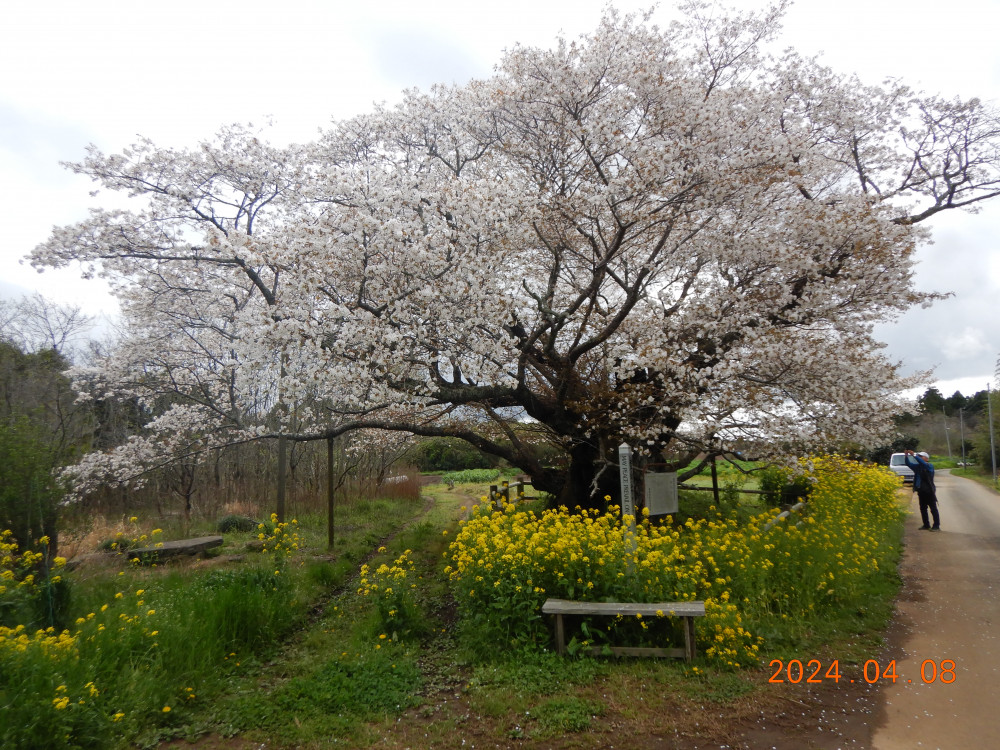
top-left (31, 2), bottom-right (1000, 506)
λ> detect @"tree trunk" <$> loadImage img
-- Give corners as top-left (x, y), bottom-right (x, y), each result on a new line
top-left (276, 434), bottom-right (287, 523)
top-left (327, 436), bottom-right (335, 550)
top-left (530, 440), bottom-right (620, 511)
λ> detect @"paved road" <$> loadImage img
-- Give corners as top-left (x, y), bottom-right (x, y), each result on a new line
top-left (872, 470), bottom-right (1000, 750)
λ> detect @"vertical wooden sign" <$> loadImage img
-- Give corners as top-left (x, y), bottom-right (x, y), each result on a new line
top-left (619, 443), bottom-right (637, 557)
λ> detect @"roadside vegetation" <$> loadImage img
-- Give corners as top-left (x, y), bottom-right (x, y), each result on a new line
top-left (1, 456), bottom-right (906, 749)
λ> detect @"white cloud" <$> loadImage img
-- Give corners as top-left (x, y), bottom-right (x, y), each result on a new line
top-left (940, 327), bottom-right (993, 362)
top-left (1, 0), bottom-right (999, 387)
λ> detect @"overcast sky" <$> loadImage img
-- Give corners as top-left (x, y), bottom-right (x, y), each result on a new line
top-left (2, 0), bottom-right (998, 397)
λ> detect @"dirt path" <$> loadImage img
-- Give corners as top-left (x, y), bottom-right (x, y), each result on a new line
top-left (870, 470), bottom-right (1000, 750)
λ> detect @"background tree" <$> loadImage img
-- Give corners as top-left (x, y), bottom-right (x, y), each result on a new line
top-left (406, 437), bottom-right (502, 473)
top-left (887, 387), bottom-right (996, 460)
top-left (867, 434), bottom-right (921, 467)
top-left (30, 2), bottom-right (1000, 509)
top-left (966, 389), bottom-right (991, 417)
top-left (918, 387), bottom-right (947, 416)
top-left (970, 386), bottom-right (999, 477)
top-left (945, 391), bottom-right (968, 416)
top-left (0, 293), bottom-right (93, 359)
top-left (0, 329), bottom-right (92, 554)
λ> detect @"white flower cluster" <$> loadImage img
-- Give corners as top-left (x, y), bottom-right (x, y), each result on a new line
top-left (31, 4), bottom-right (999, 496)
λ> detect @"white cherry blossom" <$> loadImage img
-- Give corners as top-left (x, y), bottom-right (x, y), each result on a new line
top-left (32, 3), bottom-right (1000, 506)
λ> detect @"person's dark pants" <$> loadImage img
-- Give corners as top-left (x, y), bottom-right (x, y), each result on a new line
top-left (917, 488), bottom-right (940, 529)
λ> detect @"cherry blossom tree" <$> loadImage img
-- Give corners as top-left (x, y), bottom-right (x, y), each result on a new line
top-left (32, 1), bottom-right (1000, 508)
top-left (0, 293), bottom-right (93, 358)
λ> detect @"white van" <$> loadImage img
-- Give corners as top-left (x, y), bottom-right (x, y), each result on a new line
top-left (888, 453), bottom-right (915, 484)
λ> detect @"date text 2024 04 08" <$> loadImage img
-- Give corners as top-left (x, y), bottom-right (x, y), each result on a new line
top-left (767, 659), bottom-right (956, 685)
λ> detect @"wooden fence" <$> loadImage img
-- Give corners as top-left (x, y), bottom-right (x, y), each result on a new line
top-left (488, 480), bottom-right (536, 509)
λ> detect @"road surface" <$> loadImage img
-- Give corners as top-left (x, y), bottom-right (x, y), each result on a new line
top-left (872, 470), bottom-right (1000, 750)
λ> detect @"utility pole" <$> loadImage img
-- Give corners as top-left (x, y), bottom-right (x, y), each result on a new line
top-left (942, 406), bottom-right (953, 459)
top-left (989, 384), bottom-right (997, 485)
top-left (959, 408), bottom-right (966, 467)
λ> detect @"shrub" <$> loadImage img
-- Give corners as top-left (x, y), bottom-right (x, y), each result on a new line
top-left (0, 530), bottom-right (69, 630)
top-left (357, 549), bottom-right (424, 640)
top-left (97, 517), bottom-right (164, 557)
top-left (216, 514), bottom-right (260, 533)
top-left (445, 456), bottom-right (903, 667)
top-left (0, 417), bottom-right (64, 553)
top-left (758, 464), bottom-right (812, 506)
top-left (407, 437), bottom-right (498, 472)
top-left (256, 513), bottom-right (302, 557)
top-left (441, 468), bottom-right (501, 485)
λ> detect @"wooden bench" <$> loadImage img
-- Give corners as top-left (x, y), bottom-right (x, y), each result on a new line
top-left (542, 598), bottom-right (706, 661)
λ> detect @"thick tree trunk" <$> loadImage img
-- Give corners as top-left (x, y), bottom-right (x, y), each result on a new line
top-left (530, 440), bottom-right (621, 511)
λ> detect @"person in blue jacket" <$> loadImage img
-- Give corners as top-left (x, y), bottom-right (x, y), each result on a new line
top-left (904, 450), bottom-right (940, 531)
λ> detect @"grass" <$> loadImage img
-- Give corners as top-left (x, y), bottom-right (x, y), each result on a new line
top-left (2, 464), bottom-right (907, 749)
top-left (0, 493), bottom-right (432, 749)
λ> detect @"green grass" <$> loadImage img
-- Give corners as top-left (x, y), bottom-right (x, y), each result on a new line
top-left (0, 493), bottom-right (430, 749)
top-left (528, 696), bottom-right (605, 737)
top-left (2, 470), bottom-right (908, 749)
top-left (215, 642), bottom-right (423, 747)
top-left (1, 566), bottom-right (295, 749)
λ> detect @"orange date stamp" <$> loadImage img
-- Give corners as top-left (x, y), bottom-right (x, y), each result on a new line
top-left (768, 659), bottom-right (956, 685)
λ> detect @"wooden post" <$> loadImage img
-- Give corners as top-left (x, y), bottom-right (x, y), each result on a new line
top-left (710, 454), bottom-right (720, 506)
top-left (327, 436), bottom-right (335, 550)
top-left (276, 350), bottom-right (289, 524)
top-left (683, 616), bottom-right (697, 661)
top-left (619, 443), bottom-right (636, 558)
top-left (276, 434), bottom-right (287, 523)
top-left (490, 485), bottom-right (499, 509)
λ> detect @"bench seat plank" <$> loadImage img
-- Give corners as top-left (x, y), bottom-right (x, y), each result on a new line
top-left (597, 646), bottom-right (686, 658)
top-left (542, 599), bottom-right (705, 618)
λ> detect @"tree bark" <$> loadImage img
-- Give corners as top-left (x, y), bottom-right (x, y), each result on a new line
top-left (276, 434), bottom-right (287, 523)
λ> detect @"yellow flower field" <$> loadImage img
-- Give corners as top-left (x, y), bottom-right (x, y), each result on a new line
top-left (445, 456), bottom-right (904, 667)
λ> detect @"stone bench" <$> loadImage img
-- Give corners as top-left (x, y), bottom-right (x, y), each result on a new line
top-left (126, 535), bottom-right (223, 562)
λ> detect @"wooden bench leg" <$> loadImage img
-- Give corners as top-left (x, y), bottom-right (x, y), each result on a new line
top-left (682, 616), bottom-right (696, 661)
top-left (555, 613), bottom-right (566, 654)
